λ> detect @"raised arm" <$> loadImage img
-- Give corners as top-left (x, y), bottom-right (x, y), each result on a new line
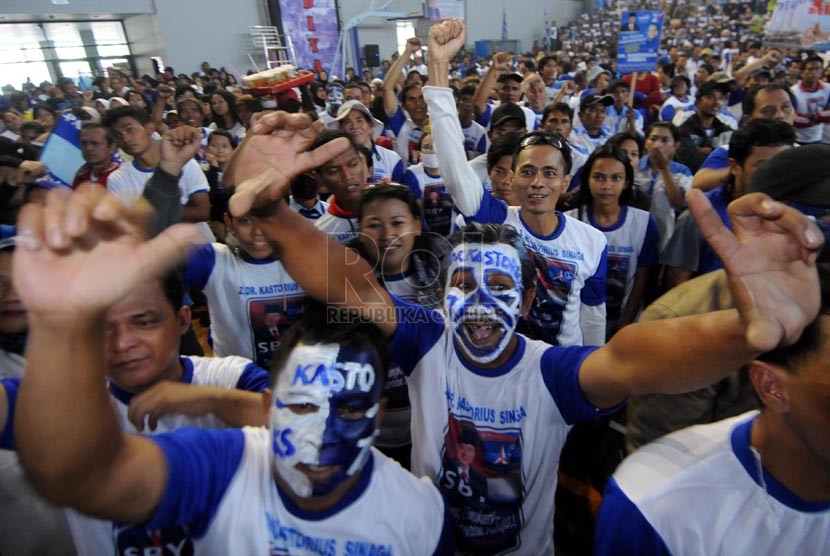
top-left (383, 38), bottom-right (421, 117)
top-left (226, 112), bottom-right (397, 337)
top-left (472, 52), bottom-right (509, 117)
top-left (578, 189), bottom-right (823, 409)
top-left (14, 186), bottom-right (201, 522)
top-left (426, 19), bottom-right (486, 217)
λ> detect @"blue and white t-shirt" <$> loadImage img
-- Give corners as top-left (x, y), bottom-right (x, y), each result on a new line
top-left (67, 356), bottom-right (270, 556)
top-left (470, 194), bottom-right (608, 347)
top-left (403, 164), bottom-right (456, 237)
top-left (461, 120), bottom-right (488, 156)
top-left (569, 205), bottom-right (659, 327)
top-left (184, 244), bottom-right (307, 369)
top-left (596, 412), bottom-right (830, 555)
top-left (605, 105), bottom-right (645, 136)
top-left (634, 157), bottom-right (693, 250)
top-left (314, 210), bottom-right (360, 244)
top-left (108, 159), bottom-right (208, 207)
top-left (383, 106), bottom-right (425, 166)
top-left (571, 124), bottom-right (613, 155)
top-left (371, 144), bottom-right (405, 183)
top-left (146, 427), bottom-right (452, 555)
top-left (391, 296), bottom-right (616, 554)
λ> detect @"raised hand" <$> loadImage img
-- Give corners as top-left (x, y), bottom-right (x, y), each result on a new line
top-left (159, 126), bottom-right (203, 176)
top-left (13, 185), bottom-right (201, 322)
top-left (227, 111), bottom-right (349, 217)
top-left (428, 19), bottom-right (467, 64)
top-left (404, 37), bottom-right (422, 56)
top-left (492, 52), bottom-right (511, 71)
top-left (689, 189), bottom-right (823, 351)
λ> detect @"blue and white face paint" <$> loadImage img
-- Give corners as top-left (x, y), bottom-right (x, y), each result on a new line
top-left (444, 243), bottom-right (524, 365)
top-left (269, 341), bottom-right (382, 498)
top-left (326, 83), bottom-right (344, 117)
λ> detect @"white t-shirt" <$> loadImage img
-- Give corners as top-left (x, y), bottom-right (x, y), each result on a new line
top-left (391, 296), bottom-right (616, 554)
top-left (107, 158), bottom-right (209, 211)
top-left (634, 157), bottom-right (693, 251)
top-left (315, 210), bottom-right (360, 244)
top-left (66, 355), bottom-right (270, 556)
top-left (184, 243), bottom-right (307, 369)
top-left (145, 427), bottom-right (451, 555)
top-left (371, 144), bottom-right (405, 182)
top-left (597, 412), bottom-right (830, 555)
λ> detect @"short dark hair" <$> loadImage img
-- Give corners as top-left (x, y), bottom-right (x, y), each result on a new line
top-left (728, 118), bottom-right (795, 167)
top-left (401, 82), bottom-right (423, 100)
top-left (514, 130), bottom-right (573, 175)
top-left (542, 102), bottom-right (574, 124)
top-left (162, 269), bottom-right (185, 313)
top-left (801, 54), bottom-right (824, 71)
top-left (538, 55), bottom-right (557, 71)
top-left (458, 85), bottom-right (477, 98)
top-left (102, 105), bottom-right (151, 128)
top-left (269, 309), bottom-right (390, 389)
top-left (32, 103), bottom-right (56, 119)
top-left (208, 129), bottom-right (237, 148)
top-left (743, 83), bottom-right (796, 118)
top-left (645, 121), bottom-right (679, 143)
top-left (608, 131), bottom-right (644, 158)
top-left (487, 132), bottom-right (522, 171)
top-left (80, 122), bottom-right (115, 145)
top-left (309, 130), bottom-right (371, 170)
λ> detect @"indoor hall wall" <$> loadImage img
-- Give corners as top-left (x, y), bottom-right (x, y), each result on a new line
top-left (0, 0), bottom-right (153, 16)
top-left (336, 0), bottom-right (582, 65)
top-left (153, 0), bottom-right (269, 78)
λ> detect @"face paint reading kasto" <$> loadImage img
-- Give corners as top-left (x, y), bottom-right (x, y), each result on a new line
top-left (444, 243), bottom-right (524, 365)
top-left (269, 341), bottom-right (382, 497)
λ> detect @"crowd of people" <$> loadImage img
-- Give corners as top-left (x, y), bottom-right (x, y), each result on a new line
top-left (0, 1), bottom-right (829, 554)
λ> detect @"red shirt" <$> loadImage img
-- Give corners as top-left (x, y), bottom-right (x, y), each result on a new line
top-left (72, 161), bottom-right (121, 189)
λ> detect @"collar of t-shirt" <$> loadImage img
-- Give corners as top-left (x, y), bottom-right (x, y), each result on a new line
top-left (327, 196), bottom-right (357, 219)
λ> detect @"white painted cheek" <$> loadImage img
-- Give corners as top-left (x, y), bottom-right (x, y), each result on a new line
top-left (270, 403), bottom-right (330, 498)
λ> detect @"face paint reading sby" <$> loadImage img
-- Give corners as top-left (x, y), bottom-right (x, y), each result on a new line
top-left (444, 242), bottom-right (525, 365)
top-left (269, 341), bottom-right (383, 501)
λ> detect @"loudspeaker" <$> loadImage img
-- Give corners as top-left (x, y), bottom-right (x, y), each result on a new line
top-left (364, 44), bottom-right (380, 68)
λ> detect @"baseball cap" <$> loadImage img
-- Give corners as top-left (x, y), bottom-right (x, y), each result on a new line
top-left (750, 68), bottom-right (772, 79)
top-left (580, 93), bottom-right (614, 112)
top-left (497, 72), bottom-right (524, 84)
top-left (325, 100), bottom-right (384, 135)
top-left (696, 80), bottom-right (731, 99)
top-left (490, 102), bottom-right (526, 129)
top-left (608, 79), bottom-right (630, 92)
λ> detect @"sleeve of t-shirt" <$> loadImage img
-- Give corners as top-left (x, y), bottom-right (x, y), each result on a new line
top-left (145, 427), bottom-right (245, 537)
top-left (539, 345), bottom-right (619, 424)
top-left (659, 103), bottom-right (676, 123)
top-left (183, 243), bottom-right (217, 291)
top-left (475, 103), bottom-right (492, 128)
top-left (402, 169), bottom-right (422, 199)
top-left (384, 107), bottom-right (407, 137)
top-left (475, 133), bottom-right (488, 155)
top-left (594, 477), bottom-right (672, 556)
top-left (699, 146), bottom-right (729, 171)
top-left (236, 364), bottom-right (271, 393)
top-left (637, 216), bottom-right (660, 268)
top-left (105, 168), bottom-right (133, 206)
top-left (181, 160), bottom-right (210, 200)
top-left (580, 246), bottom-right (607, 306)
top-left (388, 295), bottom-right (446, 377)
top-left (469, 188), bottom-right (509, 224)
top-left (0, 377), bottom-right (20, 450)
top-left (391, 159), bottom-right (405, 182)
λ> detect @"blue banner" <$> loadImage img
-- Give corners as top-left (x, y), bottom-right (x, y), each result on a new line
top-left (39, 112), bottom-right (84, 187)
top-left (617, 11), bottom-right (664, 74)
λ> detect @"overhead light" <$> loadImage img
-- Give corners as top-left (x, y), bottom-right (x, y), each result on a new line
top-left (51, 0), bottom-right (69, 4)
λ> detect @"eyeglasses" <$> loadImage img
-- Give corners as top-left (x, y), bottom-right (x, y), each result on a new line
top-left (518, 133), bottom-right (565, 151)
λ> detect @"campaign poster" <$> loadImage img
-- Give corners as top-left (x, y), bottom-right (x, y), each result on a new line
top-left (766, 0), bottom-right (830, 50)
top-left (248, 296), bottom-right (306, 369)
top-left (427, 0), bottom-right (465, 21)
top-left (277, 0), bottom-right (339, 74)
top-left (617, 11), bottom-right (664, 74)
top-left (439, 414), bottom-right (524, 553)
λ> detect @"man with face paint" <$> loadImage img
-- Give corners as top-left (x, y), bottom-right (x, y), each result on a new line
top-left (14, 174), bottom-right (453, 554)
top-left (319, 81), bottom-right (345, 126)
top-left (223, 19), bottom-right (825, 555)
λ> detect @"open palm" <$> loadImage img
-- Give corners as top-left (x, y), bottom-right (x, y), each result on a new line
top-left (227, 112), bottom-right (350, 217)
top-left (690, 190), bottom-right (823, 351)
top-left (13, 189), bottom-right (200, 320)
